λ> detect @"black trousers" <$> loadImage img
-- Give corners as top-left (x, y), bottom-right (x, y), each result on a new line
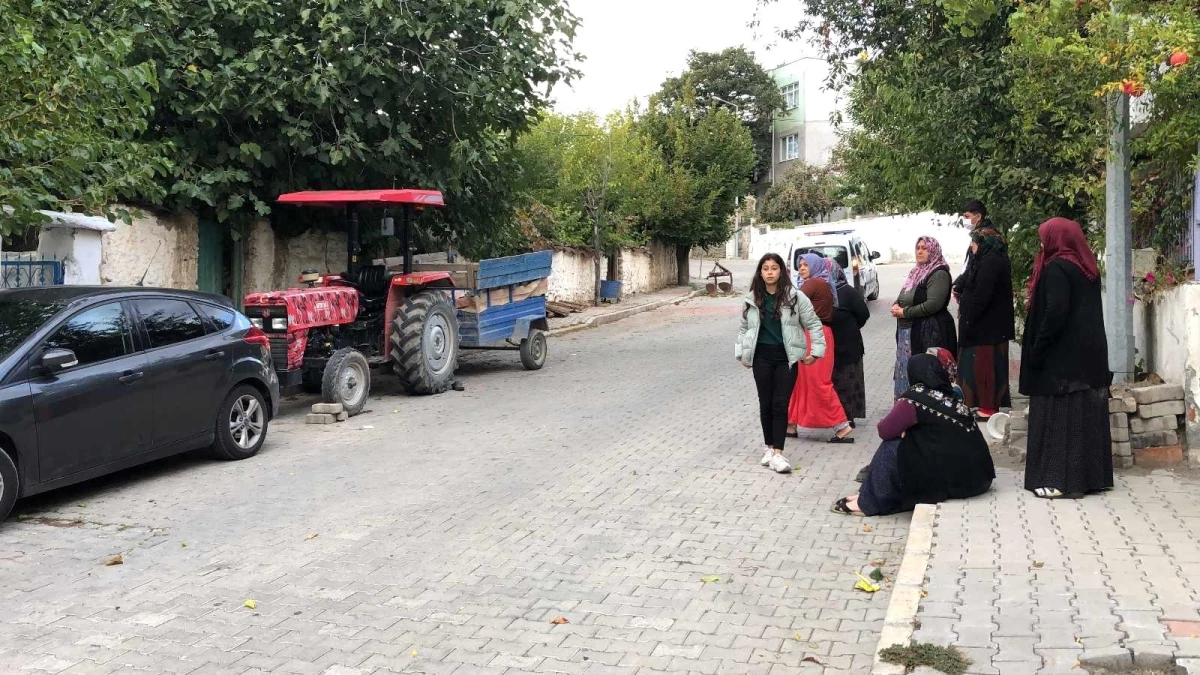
top-left (753, 344), bottom-right (797, 450)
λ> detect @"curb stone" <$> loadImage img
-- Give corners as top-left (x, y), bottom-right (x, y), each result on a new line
top-left (872, 503), bottom-right (938, 675)
top-left (548, 290), bottom-right (702, 337)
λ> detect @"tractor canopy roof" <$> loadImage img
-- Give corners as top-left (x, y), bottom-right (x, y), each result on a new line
top-left (277, 189), bottom-right (445, 207)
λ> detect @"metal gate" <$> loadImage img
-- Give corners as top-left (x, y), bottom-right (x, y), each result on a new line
top-left (1, 253), bottom-right (64, 289)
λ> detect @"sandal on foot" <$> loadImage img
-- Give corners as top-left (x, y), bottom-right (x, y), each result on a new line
top-left (1034, 487), bottom-right (1064, 499)
top-left (828, 431), bottom-right (855, 444)
top-left (830, 497), bottom-right (863, 516)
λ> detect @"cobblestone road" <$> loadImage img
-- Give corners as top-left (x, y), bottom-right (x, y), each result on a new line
top-left (1, 263), bottom-right (915, 675)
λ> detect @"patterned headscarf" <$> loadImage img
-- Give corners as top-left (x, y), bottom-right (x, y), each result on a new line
top-left (799, 252), bottom-right (840, 307)
top-left (901, 236), bottom-right (949, 292)
top-left (926, 347), bottom-right (959, 386)
top-left (830, 259), bottom-right (850, 291)
top-left (970, 227), bottom-right (1007, 256)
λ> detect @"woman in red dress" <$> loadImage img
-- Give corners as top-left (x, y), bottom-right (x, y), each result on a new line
top-left (788, 254), bottom-right (855, 443)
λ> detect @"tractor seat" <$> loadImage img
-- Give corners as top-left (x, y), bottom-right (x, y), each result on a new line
top-left (354, 264), bottom-right (389, 298)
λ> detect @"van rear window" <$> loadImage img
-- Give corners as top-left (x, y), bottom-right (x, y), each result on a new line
top-left (795, 246), bottom-right (850, 270)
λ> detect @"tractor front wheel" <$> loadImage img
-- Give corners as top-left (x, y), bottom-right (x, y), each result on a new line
top-left (390, 291), bottom-right (459, 395)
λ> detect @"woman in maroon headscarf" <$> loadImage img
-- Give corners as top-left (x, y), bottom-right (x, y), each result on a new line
top-left (788, 266), bottom-right (855, 443)
top-left (1020, 218), bottom-right (1112, 499)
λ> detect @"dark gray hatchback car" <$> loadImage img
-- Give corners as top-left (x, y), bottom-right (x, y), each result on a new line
top-left (0, 287), bottom-right (280, 521)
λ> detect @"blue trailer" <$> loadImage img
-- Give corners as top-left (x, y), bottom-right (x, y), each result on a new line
top-left (450, 250), bottom-right (552, 370)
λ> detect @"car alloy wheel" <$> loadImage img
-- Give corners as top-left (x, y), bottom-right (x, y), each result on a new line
top-left (229, 394), bottom-right (265, 450)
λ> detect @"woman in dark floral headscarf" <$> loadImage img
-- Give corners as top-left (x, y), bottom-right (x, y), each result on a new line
top-left (891, 236), bottom-right (957, 400)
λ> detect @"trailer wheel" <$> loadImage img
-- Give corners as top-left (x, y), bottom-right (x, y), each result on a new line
top-left (321, 348), bottom-right (371, 416)
top-left (520, 330), bottom-right (548, 371)
top-left (391, 291), bottom-right (459, 395)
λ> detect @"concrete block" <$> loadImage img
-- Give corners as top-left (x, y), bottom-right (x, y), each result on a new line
top-left (1132, 383), bottom-right (1185, 405)
top-left (311, 403), bottom-right (344, 414)
top-left (1132, 430), bottom-right (1179, 450)
top-left (305, 413), bottom-right (338, 424)
top-left (1131, 415), bottom-right (1178, 434)
top-left (1112, 442), bottom-right (1132, 457)
top-left (1111, 427), bottom-right (1130, 442)
top-left (1116, 456), bottom-right (1134, 468)
top-left (1109, 397), bottom-right (1134, 414)
top-left (1010, 417), bottom-right (1028, 432)
top-left (1133, 444), bottom-right (1185, 469)
top-left (1139, 400), bottom-right (1185, 419)
top-left (1110, 413), bottom-right (1129, 430)
top-left (336, 412), bottom-right (348, 421)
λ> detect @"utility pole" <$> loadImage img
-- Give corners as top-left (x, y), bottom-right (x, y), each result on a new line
top-left (1105, 0), bottom-right (1135, 383)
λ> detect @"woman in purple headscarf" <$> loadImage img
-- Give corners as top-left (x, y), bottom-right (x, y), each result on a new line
top-left (890, 236), bottom-right (958, 400)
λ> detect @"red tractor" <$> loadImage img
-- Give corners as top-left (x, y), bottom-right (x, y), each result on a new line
top-left (243, 189), bottom-right (463, 415)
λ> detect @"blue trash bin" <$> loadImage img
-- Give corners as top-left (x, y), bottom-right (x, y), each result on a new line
top-left (599, 280), bottom-right (622, 301)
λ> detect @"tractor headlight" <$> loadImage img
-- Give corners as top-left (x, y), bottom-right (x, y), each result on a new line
top-left (271, 317), bottom-right (288, 331)
top-left (250, 317), bottom-right (264, 329)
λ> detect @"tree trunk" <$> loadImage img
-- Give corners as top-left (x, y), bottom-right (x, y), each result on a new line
top-left (593, 216), bottom-right (603, 306)
top-left (675, 244), bottom-right (690, 286)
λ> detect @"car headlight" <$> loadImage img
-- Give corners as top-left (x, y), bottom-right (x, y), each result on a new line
top-left (271, 317), bottom-right (288, 331)
top-left (250, 317), bottom-right (264, 329)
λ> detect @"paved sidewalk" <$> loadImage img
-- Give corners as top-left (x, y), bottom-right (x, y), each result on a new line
top-left (905, 464), bottom-right (1200, 674)
top-left (548, 286), bottom-right (699, 335)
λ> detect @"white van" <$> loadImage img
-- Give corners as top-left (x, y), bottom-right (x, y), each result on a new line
top-left (788, 226), bottom-right (882, 301)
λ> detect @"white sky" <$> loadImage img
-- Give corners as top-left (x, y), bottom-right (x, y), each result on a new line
top-left (551, 0), bottom-right (814, 115)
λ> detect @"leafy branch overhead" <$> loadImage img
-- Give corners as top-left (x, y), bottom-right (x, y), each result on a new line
top-left (0, 0), bottom-right (170, 236)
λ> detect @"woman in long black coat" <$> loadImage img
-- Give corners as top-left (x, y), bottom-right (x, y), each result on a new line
top-left (956, 227), bottom-right (1015, 419)
top-left (1021, 218), bottom-right (1113, 499)
top-left (829, 261), bottom-right (869, 423)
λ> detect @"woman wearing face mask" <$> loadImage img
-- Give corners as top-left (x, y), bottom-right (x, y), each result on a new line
top-left (891, 236), bottom-right (957, 400)
top-left (736, 253), bottom-right (825, 474)
top-left (787, 253), bottom-right (855, 444)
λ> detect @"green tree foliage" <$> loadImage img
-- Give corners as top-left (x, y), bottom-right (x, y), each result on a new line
top-left (760, 161), bottom-right (841, 224)
top-left (0, 0), bottom-right (169, 236)
top-left (656, 47), bottom-right (787, 181)
top-left (104, 0), bottom-right (580, 255)
top-left (768, 0), bottom-right (1198, 300)
top-left (640, 92), bottom-right (757, 282)
top-left (512, 112), bottom-right (665, 249)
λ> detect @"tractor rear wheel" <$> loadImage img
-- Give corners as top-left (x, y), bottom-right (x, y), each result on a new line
top-left (390, 291), bottom-right (459, 395)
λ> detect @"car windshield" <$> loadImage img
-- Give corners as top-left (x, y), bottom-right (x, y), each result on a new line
top-left (795, 246), bottom-right (850, 271)
top-left (0, 299), bottom-right (68, 361)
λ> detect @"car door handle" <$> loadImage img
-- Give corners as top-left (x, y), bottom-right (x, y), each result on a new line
top-left (205, 350), bottom-right (226, 361)
top-left (118, 371), bottom-right (144, 384)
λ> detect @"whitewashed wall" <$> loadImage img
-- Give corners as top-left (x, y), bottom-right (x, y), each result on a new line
top-left (620, 240), bottom-right (677, 295)
top-left (1132, 282), bottom-right (1200, 464)
top-left (100, 210), bottom-right (199, 288)
top-left (38, 229), bottom-right (105, 285)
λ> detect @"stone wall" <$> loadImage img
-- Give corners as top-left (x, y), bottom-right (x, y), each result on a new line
top-left (620, 240), bottom-right (677, 295)
top-left (272, 228), bottom-right (348, 290)
top-left (100, 209), bottom-right (199, 288)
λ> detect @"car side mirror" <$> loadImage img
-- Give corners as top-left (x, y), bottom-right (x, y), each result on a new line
top-left (870, 251), bottom-right (881, 261)
top-left (41, 348), bottom-right (79, 374)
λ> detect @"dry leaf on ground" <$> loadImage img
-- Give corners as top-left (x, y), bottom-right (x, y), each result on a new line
top-left (803, 656), bottom-right (825, 665)
top-left (550, 616), bottom-right (569, 625)
top-left (305, 533), bottom-right (319, 541)
top-left (243, 599), bottom-right (258, 610)
top-left (105, 554), bottom-right (124, 566)
top-left (700, 575), bottom-right (721, 583)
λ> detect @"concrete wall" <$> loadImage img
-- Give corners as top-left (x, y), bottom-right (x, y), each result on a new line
top-left (548, 241), bottom-right (679, 304)
top-left (1133, 282), bottom-right (1200, 463)
top-left (38, 228), bottom-right (104, 285)
top-left (100, 210), bottom-right (199, 288)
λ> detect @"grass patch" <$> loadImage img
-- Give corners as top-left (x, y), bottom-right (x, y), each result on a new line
top-left (879, 641), bottom-right (972, 675)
